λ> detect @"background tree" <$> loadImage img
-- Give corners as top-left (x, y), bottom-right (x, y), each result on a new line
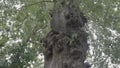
top-left (0, 0), bottom-right (120, 68)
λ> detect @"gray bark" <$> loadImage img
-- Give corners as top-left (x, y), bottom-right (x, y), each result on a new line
top-left (42, 0), bottom-right (90, 68)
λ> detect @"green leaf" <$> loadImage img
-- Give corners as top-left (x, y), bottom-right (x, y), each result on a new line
top-left (0, 36), bottom-right (8, 47)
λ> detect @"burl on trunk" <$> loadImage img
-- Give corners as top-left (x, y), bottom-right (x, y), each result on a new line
top-left (42, 0), bottom-right (90, 68)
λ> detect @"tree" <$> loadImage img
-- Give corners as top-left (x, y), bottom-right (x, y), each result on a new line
top-left (42, 0), bottom-right (90, 68)
top-left (0, 0), bottom-right (120, 68)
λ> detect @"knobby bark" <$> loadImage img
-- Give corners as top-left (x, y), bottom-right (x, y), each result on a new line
top-left (42, 0), bottom-right (90, 68)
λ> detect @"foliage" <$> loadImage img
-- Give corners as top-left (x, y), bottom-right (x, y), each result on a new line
top-left (0, 0), bottom-right (52, 68)
top-left (79, 0), bottom-right (120, 68)
top-left (0, 0), bottom-right (120, 68)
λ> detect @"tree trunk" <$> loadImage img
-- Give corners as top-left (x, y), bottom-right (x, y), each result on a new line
top-left (42, 0), bottom-right (90, 68)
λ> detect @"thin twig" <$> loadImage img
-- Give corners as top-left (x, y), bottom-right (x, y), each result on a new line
top-left (22, 1), bottom-right (54, 8)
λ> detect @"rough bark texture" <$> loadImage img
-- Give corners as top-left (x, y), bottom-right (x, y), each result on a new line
top-left (42, 0), bottom-right (90, 68)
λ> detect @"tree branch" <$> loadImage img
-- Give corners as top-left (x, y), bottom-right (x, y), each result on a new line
top-left (22, 1), bottom-right (54, 8)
